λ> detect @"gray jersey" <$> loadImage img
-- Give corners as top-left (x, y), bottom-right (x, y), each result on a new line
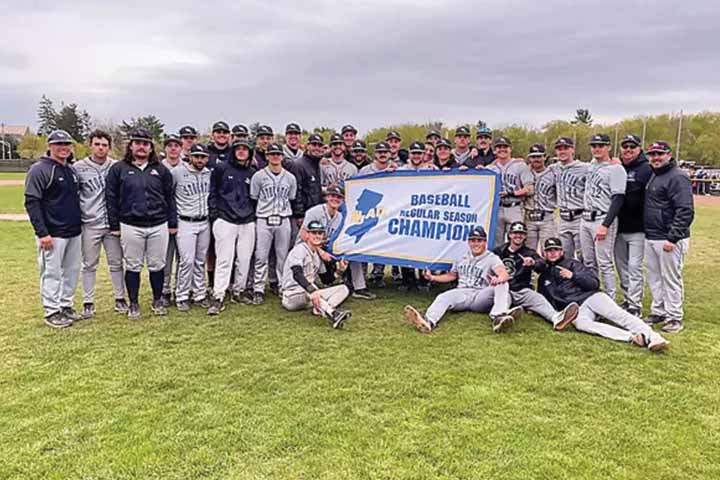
top-left (451, 250), bottom-right (503, 289)
top-left (584, 160), bottom-right (627, 212)
top-left (321, 158), bottom-right (358, 187)
top-left (281, 242), bottom-right (322, 294)
top-left (172, 162), bottom-right (211, 218)
top-left (358, 162), bottom-right (394, 176)
top-left (72, 156), bottom-right (116, 228)
top-left (250, 167), bottom-right (297, 218)
top-left (452, 149), bottom-right (472, 165)
top-left (525, 165), bottom-right (557, 212)
top-left (162, 158), bottom-right (182, 170)
top-left (487, 159), bottom-right (534, 196)
top-left (399, 162), bottom-right (438, 171)
top-left (296, 203), bottom-right (343, 245)
top-left (556, 160), bottom-right (590, 211)
top-left (283, 145), bottom-right (304, 163)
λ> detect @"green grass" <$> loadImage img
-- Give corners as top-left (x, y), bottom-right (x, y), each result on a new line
top-left (1, 207), bottom-right (719, 479)
top-left (0, 185), bottom-right (25, 213)
top-left (0, 172), bottom-right (27, 180)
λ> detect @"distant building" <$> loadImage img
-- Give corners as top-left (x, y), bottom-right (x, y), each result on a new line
top-left (0, 125), bottom-right (32, 140)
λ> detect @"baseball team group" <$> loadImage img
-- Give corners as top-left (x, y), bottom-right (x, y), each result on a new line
top-left (24, 120), bottom-right (694, 352)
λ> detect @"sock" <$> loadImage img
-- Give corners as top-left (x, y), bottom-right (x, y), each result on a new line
top-left (149, 270), bottom-right (164, 301)
top-left (208, 269), bottom-right (215, 288)
top-left (125, 271), bottom-right (141, 303)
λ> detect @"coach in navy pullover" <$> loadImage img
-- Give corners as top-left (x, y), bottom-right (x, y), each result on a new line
top-left (208, 141), bottom-right (257, 225)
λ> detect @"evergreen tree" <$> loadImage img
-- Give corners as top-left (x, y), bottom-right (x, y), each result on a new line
top-left (120, 115), bottom-right (165, 141)
top-left (572, 108), bottom-right (593, 125)
top-left (55, 103), bottom-right (89, 142)
top-left (37, 95), bottom-right (57, 136)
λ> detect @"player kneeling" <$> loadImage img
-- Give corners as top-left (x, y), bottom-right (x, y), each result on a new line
top-left (281, 220), bottom-right (352, 329)
top-left (403, 226), bottom-right (522, 333)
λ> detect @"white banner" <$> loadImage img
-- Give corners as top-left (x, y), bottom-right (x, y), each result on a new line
top-left (328, 169), bottom-right (501, 270)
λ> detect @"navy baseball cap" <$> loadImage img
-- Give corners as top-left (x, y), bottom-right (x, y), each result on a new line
top-left (330, 133), bottom-right (344, 145)
top-left (386, 130), bottom-right (402, 141)
top-left (212, 121), bottom-right (230, 133)
top-left (646, 141), bottom-right (671, 154)
top-left (189, 143), bottom-right (209, 157)
top-left (179, 125), bottom-right (198, 137)
top-left (285, 123), bottom-right (302, 134)
top-left (307, 133), bottom-right (324, 145)
top-left (544, 237), bottom-right (563, 250)
top-left (325, 185), bottom-right (344, 197)
top-left (163, 133), bottom-right (181, 147)
top-left (266, 143), bottom-right (283, 155)
top-left (232, 124), bottom-right (249, 136)
top-left (493, 136), bottom-right (512, 147)
top-left (528, 144), bottom-right (546, 157)
top-left (351, 140), bottom-right (366, 151)
top-left (436, 138), bottom-right (452, 149)
top-left (426, 129), bottom-right (442, 139)
top-left (509, 222), bottom-right (528, 234)
top-left (47, 129), bottom-right (73, 144)
top-left (554, 137), bottom-right (574, 148)
top-left (256, 125), bottom-right (274, 137)
top-left (589, 133), bottom-right (611, 145)
top-left (129, 128), bottom-right (152, 142)
top-left (621, 134), bottom-right (641, 147)
top-left (341, 124), bottom-right (357, 134)
top-left (476, 126), bottom-right (493, 138)
top-left (455, 126), bottom-right (471, 137)
top-left (468, 226), bottom-right (488, 240)
top-left (408, 141), bottom-right (425, 153)
top-left (375, 141), bottom-right (391, 153)
top-left (306, 220), bottom-right (326, 233)
top-left (231, 138), bottom-right (253, 150)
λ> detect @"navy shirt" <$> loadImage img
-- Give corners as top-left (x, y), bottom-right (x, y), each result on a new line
top-left (24, 156), bottom-right (82, 238)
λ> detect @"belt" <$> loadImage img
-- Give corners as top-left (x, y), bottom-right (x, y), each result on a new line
top-left (560, 209), bottom-right (584, 215)
top-left (179, 215), bottom-right (208, 222)
top-left (583, 210), bottom-right (607, 221)
top-left (501, 200), bottom-right (522, 208)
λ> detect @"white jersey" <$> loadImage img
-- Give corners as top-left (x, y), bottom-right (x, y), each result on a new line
top-left (250, 167), bottom-right (297, 218)
top-left (451, 250), bottom-right (502, 289)
top-left (296, 203), bottom-right (342, 245)
top-left (281, 242), bottom-right (322, 295)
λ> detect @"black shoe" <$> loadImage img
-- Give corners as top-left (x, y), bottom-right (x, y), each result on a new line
top-left (192, 297), bottom-right (211, 308)
top-left (351, 288), bottom-right (377, 300)
top-left (207, 298), bottom-right (224, 315)
top-left (231, 290), bottom-right (248, 304)
top-left (417, 284), bottom-right (431, 293)
top-left (81, 303), bottom-right (95, 320)
top-left (269, 283), bottom-right (280, 296)
top-left (128, 302), bottom-right (141, 320)
top-left (492, 315), bottom-right (514, 333)
top-left (61, 307), bottom-right (81, 322)
top-left (398, 284), bottom-right (414, 293)
top-left (160, 294), bottom-right (172, 308)
top-left (151, 299), bottom-right (168, 316)
top-left (627, 307), bottom-right (642, 317)
top-left (370, 277), bottom-right (385, 288)
top-left (252, 292), bottom-right (265, 305)
top-left (330, 309), bottom-right (351, 329)
top-left (644, 314), bottom-right (666, 326)
top-left (45, 311), bottom-right (73, 329)
top-left (114, 298), bottom-right (129, 313)
top-left (176, 300), bottom-right (190, 312)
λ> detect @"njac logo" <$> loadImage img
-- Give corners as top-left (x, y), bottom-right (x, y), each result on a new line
top-left (345, 189), bottom-right (384, 244)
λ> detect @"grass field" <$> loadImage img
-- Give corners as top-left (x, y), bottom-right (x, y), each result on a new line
top-left (1, 204), bottom-right (719, 479)
top-left (0, 185), bottom-right (25, 213)
top-left (0, 172), bottom-right (27, 180)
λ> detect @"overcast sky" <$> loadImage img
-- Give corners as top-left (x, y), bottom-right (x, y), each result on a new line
top-left (1, 0), bottom-right (718, 134)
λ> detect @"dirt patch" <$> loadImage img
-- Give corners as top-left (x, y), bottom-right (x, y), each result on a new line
top-left (0, 213), bottom-right (28, 221)
top-left (693, 195), bottom-right (720, 208)
top-left (0, 180), bottom-right (24, 187)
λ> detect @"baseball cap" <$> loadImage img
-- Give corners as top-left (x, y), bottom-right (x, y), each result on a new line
top-left (231, 138), bottom-right (253, 150)
top-left (544, 237), bottom-right (563, 250)
top-left (189, 143), bottom-right (209, 157)
top-left (211, 121), bottom-right (230, 133)
top-left (47, 129), bottom-right (73, 144)
top-left (468, 226), bottom-right (488, 240)
top-left (375, 141), bottom-right (391, 153)
top-left (436, 138), bottom-right (452, 149)
top-left (325, 185), bottom-right (344, 197)
top-left (285, 123), bottom-right (302, 134)
top-left (528, 144), bottom-right (546, 157)
top-left (477, 126), bottom-right (493, 138)
top-left (306, 220), bottom-right (326, 233)
top-left (341, 124), bottom-right (357, 135)
top-left (408, 141), bottom-right (425, 153)
top-left (129, 128), bottom-right (152, 142)
top-left (163, 133), bottom-right (181, 147)
top-left (589, 133), bottom-right (611, 145)
top-left (621, 134), bottom-right (641, 147)
top-left (386, 130), bottom-right (402, 141)
top-left (351, 140), bottom-right (366, 152)
top-left (232, 124), bottom-right (249, 136)
top-left (329, 133), bottom-right (343, 145)
top-left (426, 129), bottom-right (442, 139)
top-left (646, 141), bottom-right (671, 154)
top-left (307, 134), bottom-right (324, 145)
top-left (554, 137), bottom-right (574, 148)
top-left (508, 222), bottom-right (528, 234)
top-left (256, 125), bottom-right (274, 137)
top-left (493, 136), bottom-right (512, 147)
top-left (179, 125), bottom-right (198, 137)
top-left (266, 143), bottom-right (283, 155)
top-left (455, 126), bottom-right (471, 137)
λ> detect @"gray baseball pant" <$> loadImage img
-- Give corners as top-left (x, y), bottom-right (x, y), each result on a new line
top-left (120, 223), bottom-right (169, 272)
top-left (579, 218), bottom-right (618, 299)
top-left (526, 217), bottom-right (557, 253)
top-left (254, 218), bottom-right (291, 294)
top-left (645, 238), bottom-right (688, 323)
top-left (36, 235), bottom-right (81, 317)
top-left (614, 232), bottom-right (645, 312)
top-left (175, 219), bottom-right (211, 303)
top-left (80, 225), bottom-right (125, 303)
top-left (510, 288), bottom-right (558, 323)
top-left (559, 217), bottom-right (582, 260)
top-left (494, 206), bottom-right (524, 248)
top-left (282, 285), bottom-right (349, 316)
top-left (349, 262), bottom-right (367, 290)
top-left (162, 233), bottom-right (179, 296)
top-left (425, 283), bottom-right (511, 327)
top-left (575, 292), bottom-right (659, 343)
top-left (212, 219), bottom-right (256, 300)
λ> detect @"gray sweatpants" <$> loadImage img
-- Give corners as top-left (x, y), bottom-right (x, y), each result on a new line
top-left (282, 284), bottom-right (349, 316)
top-left (579, 218), bottom-right (618, 299)
top-left (120, 222), bottom-right (169, 272)
top-left (175, 219), bottom-right (211, 303)
top-left (254, 218), bottom-right (291, 293)
top-left (36, 235), bottom-right (81, 317)
top-left (559, 217), bottom-right (582, 260)
top-left (162, 233), bottom-right (179, 296)
top-left (614, 232), bottom-right (645, 312)
top-left (80, 225), bottom-right (125, 303)
top-left (645, 238), bottom-right (688, 322)
top-left (526, 217), bottom-right (557, 253)
top-left (213, 219), bottom-right (256, 300)
top-left (494, 205), bottom-right (523, 248)
top-left (425, 283), bottom-right (511, 327)
top-left (575, 292), bottom-right (659, 343)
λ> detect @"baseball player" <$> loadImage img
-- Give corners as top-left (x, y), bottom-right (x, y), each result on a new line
top-left (348, 140), bottom-right (370, 170)
top-left (172, 144), bottom-right (212, 311)
top-left (403, 226), bottom-right (523, 334)
top-left (207, 121), bottom-right (231, 167)
top-left (579, 133), bottom-right (626, 300)
top-left (433, 138), bottom-right (459, 170)
top-left (160, 134), bottom-right (183, 307)
top-left (537, 238), bottom-right (669, 351)
top-left (386, 130), bottom-right (409, 165)
top-left (72, 129), bottom-right (127, 319)
top-left (254, 125), bottom-right (274, 170)
top-left (423, 141), bottom-right (436, 165)
top-left (523, 143), bottom-right (558, 252)
top-left (178, 125), bottom-right (198, 159)
top-left (426, 129), bottom-right (441, 147)
top-left (464, 125), bottom-right (495, 168)
top-left (486, 136), bottom-right (534, 248)
top-left (105, 128), bottom-right (177, 319)
top-left (321, 133), bottom-right (358, 190)
top-left (553, 137), bottom-right (589, 260)
top-left (281, 220), bottom-right (352, 329)
top-left (614, 134), bottom-right (652, 316)
top-left (207, 137), bottom-right (258, 314)
top-left (493, 222), bottom-right (578, 330)
top-left (231, 124), bottom-right (249, 143)
top-left (283, 123), bottom-right (304, 163)
top-left (24, 129), bottom-right (82, 328)
top-left (643, 141), bottom-right (694, 333)
top-left (250, 143), bottom-right (297, 304)
top-left (286, 133), bottom-right (325, 243)
top-left (451, 126), bottom-right (472, 165)
top-left (341, 124), bottom-right (358, 160)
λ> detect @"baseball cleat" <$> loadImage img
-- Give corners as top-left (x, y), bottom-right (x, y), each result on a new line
top-left (252, 292), bottom-right (265, 305)
top-left (269, 283), bottom-right (280, 296)
top-left (507, 306), bottom-right (524, 322)
top-left (661, 320), bottom-right (684, 334)
top-left (403, 305), bottom-right (433, 333)
top-left (44, 312), bottom-right (73, 329)
top-left (492, 315), bottom-right (514, 333)
top-left (207, 298), bottom-right (224, 316)
top-left (61, 307), bottom-right (81, 322)
top-left (151, 299), bottom-right (168, 316)
top-left (192, 297), bottom-right (211, 309)
top-left (128, 302), bottom-right (141, 320)
top-left (81, 303), bottom-right (95, 320)
top-left (644, 314), bottom-right (666, 326)
top-left (648, 334), bottom-right (670, 352)
top-left (330, 309), bottom-right (351, 329)
top-left (160, 294), bottom-right (172, 308)
top-left (114, 298), bottom-right (129, 313)
top-left (351, 288), bottom-right (377, 300)
top-left (176, 300), bottom-right (190, 312)
top-left (553, 302), bottom-right (579, 331)
top-left (630, 333), bottom-right (647, 348)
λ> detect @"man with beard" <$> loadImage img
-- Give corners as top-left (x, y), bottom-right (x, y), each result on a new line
top-left (160, 133), bottom-right (183, 307)
top-left (231, 124), bottom-right (249, 143)
top-left (386, 130), bottom-right (409, 165)
top-left (207, 121), bottom-right (231, 167)
top-left (349, 140), bottom-right (371, 170)
top-left (72, 129), bottom-right (127, 319)
top-left (172, 144), bottom-right (212, 311)
top-left (486, 136), bottom-right (534, 247)
top-left (283, 122), bottom-right (304, 163)
top-left (537, 238), bottom-right (669, 351)
top-left (25, 130), bottom-right (83, 328)
top-left (643, 141), bottom-right (694, 334)
top-left (254, 124), bottom-right (274, 169)
top-left (179, 125), bottom-right (198, 160)
top-left (524, 144), bottom-right (557, 252)
top-left (452, 126), bottom-right (472, 165)
top-left (321, 133), bottom-right (358, 190)
top-left (614, 134), bottom-right (652, 316)
top-left (106, 128), bottom-right (177, 319)
top-left (433, 138), bottom-right (459, 170)
top-left (465, 126), bottom-right (494, 168)
top-left (207, 137), bottom-right (258, 314)
top-left (341, 124), bottom-right (358, 160)
top-left (554, 137), bottom-right (589, 260)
